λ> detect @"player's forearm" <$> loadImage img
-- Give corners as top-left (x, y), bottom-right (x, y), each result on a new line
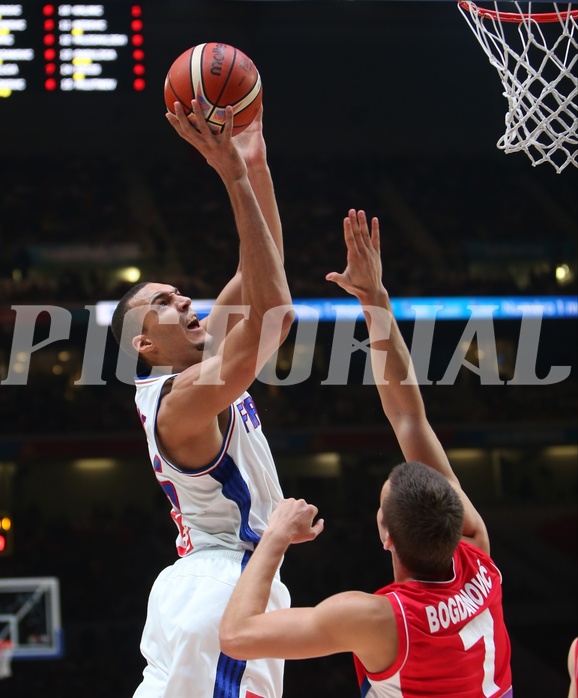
top-left (247, 163), bottom-right (284, 263)
top-left (226, 176), bottom-right (291, 310)
top-left (360, 288), bottom-right (426, 421)
top-left (363, 289), bottom-right (486, 542)
top-left (220, 530), bottom-right (286, 647)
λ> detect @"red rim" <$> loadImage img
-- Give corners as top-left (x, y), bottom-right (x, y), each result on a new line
top-left (459, 1), bottom-right (578, 23)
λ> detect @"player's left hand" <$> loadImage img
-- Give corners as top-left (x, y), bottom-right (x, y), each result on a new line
top-left (166, 100), bottom-right (247, 183)
top-left (326, 209), bottom-right (384, 302)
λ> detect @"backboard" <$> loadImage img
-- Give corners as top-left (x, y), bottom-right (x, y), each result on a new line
top-left (0, 577), bottom-right (63, 662)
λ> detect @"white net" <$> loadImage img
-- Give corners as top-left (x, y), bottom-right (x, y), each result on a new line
top-left (458, 2), bottom-right (578, 172)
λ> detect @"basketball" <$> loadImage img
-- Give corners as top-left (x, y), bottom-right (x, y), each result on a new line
top-left (164, 42), bottom-right (262, 136)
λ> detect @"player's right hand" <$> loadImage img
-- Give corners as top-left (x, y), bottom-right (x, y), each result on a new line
top-left (267, 498), bottom-right (325, 546)
top-left (166, 100), bottom-right (247, 182)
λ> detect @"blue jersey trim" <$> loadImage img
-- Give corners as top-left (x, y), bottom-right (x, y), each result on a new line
top-left (210, 455), bottom-right (261, 547)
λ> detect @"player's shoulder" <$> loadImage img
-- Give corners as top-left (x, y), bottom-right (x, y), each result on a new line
top-left (457, 537), bottom-right (494, 564)
top-left (135, 372), bottom-right (177, 406)
top-left (326, 591), bottom-right (398, 671)
top-left (320, 590), bottom-right (395, 623)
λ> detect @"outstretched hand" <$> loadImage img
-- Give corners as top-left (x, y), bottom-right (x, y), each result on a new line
top-left (326, 209), bottom-right (384, 302)
top-left (165, 100), bottom-right (247, 182)
top-left (266, 498), bottom-right (324, 546)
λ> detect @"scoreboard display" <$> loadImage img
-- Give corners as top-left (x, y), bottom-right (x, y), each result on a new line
top-left (0, 3), bottom-right (145, 95)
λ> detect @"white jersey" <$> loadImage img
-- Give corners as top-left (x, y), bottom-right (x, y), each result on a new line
top-left (135, 373), bottom-right (284, 556)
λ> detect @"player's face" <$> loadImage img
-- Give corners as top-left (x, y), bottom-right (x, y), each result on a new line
top-left (131, 283), bottom-right (212, 370)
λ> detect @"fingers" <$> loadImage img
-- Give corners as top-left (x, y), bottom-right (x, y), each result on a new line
top-left (370, 215), bottom-right (380, 251)
top-left (311, 517), bottom-right (325, 538)
top-left (357, 210), bottom-right (371, 244)
top-left (191, 99), bottom-right (214, 135)
top-left (273, 498), bottom-right (323, 540)
top-left (165, 100), bottom-right (204, 138)
top-left (325, 271), bottom-right (353, 296)
top-left (325, 271), bottom-right (343, 284)
top-left (343, 210), bottom-right (366, 251)
top-left (342, 213), bottom-right (360, 264)
top-left (283, 497), bottom-right (318, 519)
top-left (344, 209), bottom-right (380, 257)
top-left (166, 100), bottom-right (234, 140)
top-left (350, 209), bottom-right (371, 243)
top-left (222, 104), bottom-right (234, 137)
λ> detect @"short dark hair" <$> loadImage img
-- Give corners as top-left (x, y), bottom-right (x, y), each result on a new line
top-left (382, 461), bottom-right (464, 576)
top-left (110, 281), bottom-right (151, 345)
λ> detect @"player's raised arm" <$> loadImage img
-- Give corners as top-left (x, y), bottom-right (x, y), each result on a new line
top-left (145, 101), bottom-right (293, 467)
top-left (326, 210), bottom-right (489, 553)
top-left (199, 106), bottom-right (285, 324)
top-left (170, 99), bottom-right (291, 356)
top-left (233, 106), bottom-right (283, 257)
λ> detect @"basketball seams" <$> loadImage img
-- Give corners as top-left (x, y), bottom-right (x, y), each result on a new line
top-left (231, 74), bottom-right (261, 110)
top-left (192, 44), bottom-right (209, 121)
top-left (203, 44), bottom-right (236, 133)
top-left (165, 42), bottom-right (262, 135)
top-left (165, 77), bottom-right (191, 116)
top-left (164, 49), bottom-right (195, 115)
top-left (229, 76), bottom-right (262, 128)
top-left (187, 45), bottom-right (195, 110)
top-left (213, 45), bottom-right (237, 110)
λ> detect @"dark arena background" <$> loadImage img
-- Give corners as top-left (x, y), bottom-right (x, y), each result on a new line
top-left (0, 1), bottom-right (576, 696)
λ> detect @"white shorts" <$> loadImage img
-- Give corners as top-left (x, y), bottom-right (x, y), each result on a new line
top-left (132, 549), bottom-right (290, 698)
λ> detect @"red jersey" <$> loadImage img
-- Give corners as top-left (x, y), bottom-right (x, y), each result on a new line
top-left (354, 540), bottom-right (512, 698)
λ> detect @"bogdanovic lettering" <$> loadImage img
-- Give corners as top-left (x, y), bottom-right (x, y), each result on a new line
top-left (425, 560), bottom-right (493, 633)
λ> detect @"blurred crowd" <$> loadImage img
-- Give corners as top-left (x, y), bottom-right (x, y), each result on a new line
top-left (1, 151), bottom-right (576, 437)
top-left (1, 151), bottom-right (576, 303)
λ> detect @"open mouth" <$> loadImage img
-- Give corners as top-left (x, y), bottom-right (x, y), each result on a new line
top-left (186, 316), bottom-right (200, 330)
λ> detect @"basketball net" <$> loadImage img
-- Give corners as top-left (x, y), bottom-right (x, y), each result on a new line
top-left (458, 2), bottom-right (577, 172)
top-left (0, 641), bottom-right (13, 679)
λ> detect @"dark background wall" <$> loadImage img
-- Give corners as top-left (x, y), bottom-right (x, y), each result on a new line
top-left (2, 0), bottom-right (503, 158)
top-left (1, 2), bottom-right (576, 697)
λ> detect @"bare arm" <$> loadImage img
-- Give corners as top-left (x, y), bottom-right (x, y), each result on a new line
top-left (219, 498), bottom-right (397, 670)
top-left (237, 106), bottom-right (284, 263)
top-left (326, 210), bottom-right (489, 553)
top-left (159, 102), bottom-right (293, 467)
top-left (202, 106), bottom-right (284, 318)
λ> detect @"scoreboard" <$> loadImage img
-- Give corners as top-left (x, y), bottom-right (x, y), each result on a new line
top-left (0, 3), bottom-right (145, 95)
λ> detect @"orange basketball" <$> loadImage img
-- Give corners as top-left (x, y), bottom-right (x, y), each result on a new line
top-left (164, 42), bottom-right (262, 136)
